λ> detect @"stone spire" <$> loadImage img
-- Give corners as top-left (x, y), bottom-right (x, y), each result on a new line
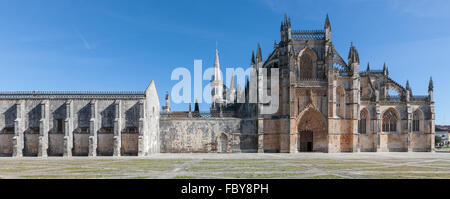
top-left (366, 62), bottom-right (370, 72)
top-left (428, 76), bottom-right (434, 102)
top-left (406, 80), bottom-right (411, 91)
top-left (348, 42), bottom-right (360, 65)
top-left (256, 43), bottom-right (262, 62)
top-left (230, 74), bottom-right (236, 92)
top-left (383, 62), bottom-right (389, 76)
top-left (324, 13), bottom-right (331, 31)
top-left (214, 48), bottom-right (222, 82)
top-left (274, 40), bottom-right (277, 49)
top-left (256, 43), bottom-right (263, 69)
top-left (428, 76), bottom-right (433, 92)
top-left (251, 51), bottom-right (255, 68)
top-left (324, 14), bottom-right (331, 41)
top-left (227, 73), bottom-right (236, 103)
top-left (284, 13), bottom-right (288, 26)
top-left (211, 48), bottom-right (223, 108)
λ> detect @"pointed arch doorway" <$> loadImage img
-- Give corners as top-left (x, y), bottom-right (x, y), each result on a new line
top-left (297, 107), bottom-right (328, 152)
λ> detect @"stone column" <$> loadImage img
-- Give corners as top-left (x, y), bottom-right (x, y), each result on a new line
top-left (64, 100), bottom-right (74, 157)
top-left (138, 100), bottom-right (146, 156)
top-left (376, 105), bottom-right (381, 152)
top-left (113, 100), bottom-right (122, 156)
top-left (38, 100), bottom-right (49, 157)
top-left (407, 105), bottom-right (412, 152)
top-left (430, 104), bottom-right (435, 152)
top-left (257, 119), bottom-right (264, 153)
top-left (13, 100), bottom-right (25, 157)
top-left (88, 100), bottom-right (98, 157)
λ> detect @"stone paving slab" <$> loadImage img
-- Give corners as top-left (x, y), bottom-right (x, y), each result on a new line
top-left (1, 153), bottom-right (450, 179)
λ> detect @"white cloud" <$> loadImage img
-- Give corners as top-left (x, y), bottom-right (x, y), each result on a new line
top-left (390, 0), bottom-right (450, 18)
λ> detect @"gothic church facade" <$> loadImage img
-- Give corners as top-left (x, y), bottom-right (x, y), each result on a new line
top-left (0, 15), bottom-right (435, 157)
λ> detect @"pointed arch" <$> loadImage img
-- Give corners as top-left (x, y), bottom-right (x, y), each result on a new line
top-left (296, 106), bottom-right (327, 152)
top-left (336, 86), bottom-right (345, 118)
top-left (217, 133), bottom-right (229, 153)
top-left (382, 108), bottom-right (400, 133)
top-left (359, 108), bottom-right (370, 134)
top-left (297, 48), bottom-right (317, 80)
top-left (413, 108), bottom-right (424, 132)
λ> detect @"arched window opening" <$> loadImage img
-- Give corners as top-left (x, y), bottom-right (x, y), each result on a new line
top-left (218, 134), bottom-right (228, 153)
top-left (336, 87), bottom-right (345, 118)
top-left (382, 109), bottom-right (398, 133)
top-left (413, 111), bottom-right (420, 132)
top-left (359, 111), bottom-right (367, 134)
top-left (299, 53), bottom-right (314, 79)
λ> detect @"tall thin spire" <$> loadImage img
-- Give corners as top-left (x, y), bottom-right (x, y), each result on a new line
top-left (428, 76), bottom-right (433, 92)
top-left (348, 42), bottom-right (359, 65)
top-left (366, 62), bottom-right (370, 72)
top-left (214, 48), bottom-right (221, 81)
top-left (324, 13), bottom-right (331, 31)
top-left (284, 13), bottom-right (287, 25)
top-left (256, 43), bottom-right (262, 61)
top-left (406, 80), bottom-right (410, 91)
top-left (251, 51), bottom-right (255, 68)
top-left (230, 73), bottom-right (235, 91)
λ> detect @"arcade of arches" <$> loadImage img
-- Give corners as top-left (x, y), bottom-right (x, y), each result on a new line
top-left (296, 108), bottom-right (327, 152)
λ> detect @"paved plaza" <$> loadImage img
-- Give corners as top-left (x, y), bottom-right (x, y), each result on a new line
top-left (1, 153), bottom-right (450, 179)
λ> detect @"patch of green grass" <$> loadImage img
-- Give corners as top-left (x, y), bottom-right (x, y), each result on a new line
top-left (316, 164), bottom-right (383, 170)
top-left (214, 173), bottom-right (301, 179)
top-left (363, 166), bottom-right (438, 172)
top-left (128, 176), bottom-right (149, 179)
top-left (21, 174), bottom-right (127, 179)
top-left (304, 175), bottom-right (348, 179)
top-left (174, 176), bottom-right (200, 179)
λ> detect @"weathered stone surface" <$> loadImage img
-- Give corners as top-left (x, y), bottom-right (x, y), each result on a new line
top-left (160, 118), bottom-right (257, 153)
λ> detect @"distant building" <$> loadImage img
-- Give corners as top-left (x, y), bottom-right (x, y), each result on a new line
top-left (436, 125), bottom-right (450, 145)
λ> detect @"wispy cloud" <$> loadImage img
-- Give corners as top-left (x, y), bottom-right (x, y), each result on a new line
top-left (76, 29), bottom-right (92, 50)
top-left (390, 0), bottom-right (450, 18)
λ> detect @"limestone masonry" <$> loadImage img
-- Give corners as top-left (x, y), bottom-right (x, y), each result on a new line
top-left (0, 15), bottom-right (435, 156)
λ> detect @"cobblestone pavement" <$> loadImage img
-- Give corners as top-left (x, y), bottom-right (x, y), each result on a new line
top-left (1, 153), bottom-right (450, 179)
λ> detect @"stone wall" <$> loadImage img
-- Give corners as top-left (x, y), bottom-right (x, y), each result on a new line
top-left (159, 118), bottom-right (257, 153)
top-left (0, 84), bottom-right (160, 157)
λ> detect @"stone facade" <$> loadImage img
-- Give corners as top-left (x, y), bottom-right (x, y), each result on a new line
top-left (0, 15), bottom-right (435, 156)
top-left (0, 81), bottom-right (160, 157)
top-left (256, 14), bottom-right (434, 153)
top-left (160, 14), bottom-right (434, 154)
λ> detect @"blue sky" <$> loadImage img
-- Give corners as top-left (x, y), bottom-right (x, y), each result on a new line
top-left (0, 0), bottom-right (449, 124)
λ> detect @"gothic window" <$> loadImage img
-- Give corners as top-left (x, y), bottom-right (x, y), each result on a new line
top-left (413, 111), bottom-right (420, 132)
top-left (336, 87), bottom-right (345, 118)
top-left (299, 53), bottom-right (314, 79)
top-left (359, 111), bottom-right (367, 134)
top-left (57, 119), bottom-right (64, 133)
top-left (382, 109), bottom-right (397, 133)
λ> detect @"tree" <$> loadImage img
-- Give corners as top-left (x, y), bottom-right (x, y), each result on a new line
top-left (435, 136), bottom-right (443, 146)
top-left (194, 99), bottom-right (199, 112)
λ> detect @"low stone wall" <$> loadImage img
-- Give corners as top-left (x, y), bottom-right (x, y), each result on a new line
top-left (411, 133), bottom-right (432, 152)
top-left (97, 133), bottom-right (114, 156)
top-left (359, 134), bottom-right (376, 152)
top-left (24, 133), bottom-right (39, 156)
top-left (159, 118), bottom-right (257, 153)
top-left (0, 134), bottom-right (13, 156)
top-left (48, 134), bottom-right (64, 156)
top-left (380, 133), bottom-right (408, 152)
top-left (121, 133), bottom-right (138, 156)
top-left (73, 133), bottom-right (89, 156)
